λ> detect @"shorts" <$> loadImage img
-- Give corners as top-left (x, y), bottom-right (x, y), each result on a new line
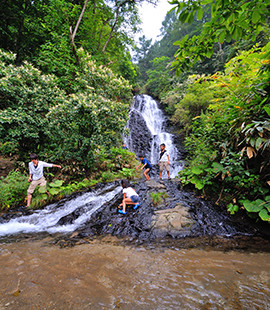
top-left (27, 176), bottom-right (47, 195)
top-left (160, 162), bottom-right (169, 172)
top-left (130, 195), bottom-right (140, 203)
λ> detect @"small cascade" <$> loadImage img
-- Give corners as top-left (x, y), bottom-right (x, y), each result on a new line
top-left (125, 94), bottom-right (184, 178)
top-left (0, 183), bottom-right (121, 237)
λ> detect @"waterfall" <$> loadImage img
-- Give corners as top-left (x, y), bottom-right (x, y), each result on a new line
top-left (0, 94), bottom-right (184, 237)
top-left (125, 94), bottom-right (184, 178)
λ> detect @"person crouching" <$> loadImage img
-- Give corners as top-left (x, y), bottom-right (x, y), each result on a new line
top-left (118, 179), bottom-right (140, 214)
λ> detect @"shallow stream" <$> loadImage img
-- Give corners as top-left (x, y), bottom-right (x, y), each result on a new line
top-left (0, 237), bottom-right (270, 309)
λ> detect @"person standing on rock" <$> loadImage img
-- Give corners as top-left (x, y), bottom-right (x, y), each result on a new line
top-left (159, 143), bottom-right (170, 180)
top-left (26, 153), bottom-right (61, 208)
top-left (136, 155), bottom-right (152, 181)
top-left (118, 179), bottom-right (140, 214)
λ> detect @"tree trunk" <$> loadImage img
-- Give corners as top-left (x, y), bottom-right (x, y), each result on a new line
top-left (69, 0), bottom-right (90, 64)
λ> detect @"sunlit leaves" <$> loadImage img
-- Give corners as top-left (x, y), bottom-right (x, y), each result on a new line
top-left (171, 0), bottom-right (270, 72)
top-left (0, 171), bottom-right (29, 210)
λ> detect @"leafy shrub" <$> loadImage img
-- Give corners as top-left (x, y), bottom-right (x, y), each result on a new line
top-left (240, 197), bottom-right (270, 222)
top-left (95, 147), bottom-right (138, 175)
top-left (0, 142), bottom-right (18, 156)
top-left (101, 171), bottom-right (116, 182)
top-left (0, 48), bottom-right (132, 174)
top-left (0, 171), bottom-right (28, 209)
top-left (120, 168), bottom-right (136, 179)
top-left (145, 56), bottom-right (172, 99)
top-left (150, 192), bottom-right (167, 207)
top-left (177, 45), bottom-right (270, 221)
top-left (171, 75), bottom-right (214, 131)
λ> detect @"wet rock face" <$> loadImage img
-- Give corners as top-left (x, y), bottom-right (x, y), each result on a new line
top-left (0, 179), bottom-right (265, 243)
top-left (75, 179), bottom-right (255, 241)
top-left (127, 110), bottom-right (152, 158)
top-left (56, 207), bottom-right (86, 225)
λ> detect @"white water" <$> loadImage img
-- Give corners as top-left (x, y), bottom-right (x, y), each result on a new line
top-left (0, 94), bottom-right (183, 237)
top-left (127, 95), bottom-right (184, 178)
top-left (0, 184), bottom-right (121, 237)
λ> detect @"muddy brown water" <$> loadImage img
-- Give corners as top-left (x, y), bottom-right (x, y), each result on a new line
top-left (0, 236), bottom-right (270, 310)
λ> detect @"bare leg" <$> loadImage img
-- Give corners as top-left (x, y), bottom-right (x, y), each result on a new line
top-left (144, 168), bottom-right (150, 181)
top-left (122, 197), bottom-right (136, 212)
top-left (26, 194), bottom-right (32, 207)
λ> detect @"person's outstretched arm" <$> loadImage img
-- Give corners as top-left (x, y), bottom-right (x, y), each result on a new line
top-left (52, 164), bottom-right (62, 169)
top-left (136, 163), bottom-right (142, 170)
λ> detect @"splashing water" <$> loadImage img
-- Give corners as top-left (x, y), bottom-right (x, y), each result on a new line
top-left (0, 184), bottom-right (121, 237)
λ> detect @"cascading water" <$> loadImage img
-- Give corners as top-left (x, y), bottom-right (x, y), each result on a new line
top-left (1, 94), bottom-right (183, 238)
top-left (0, 94), bottom-right (253, 240)
top-left (0, 183), bottom-right (121, 237)
top-left (125, 94), bottom-right (184, 178)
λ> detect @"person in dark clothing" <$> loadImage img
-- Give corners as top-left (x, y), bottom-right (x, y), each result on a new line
top-left (122, 143), bottom-right (128, 150)
top-left (136, 155), bottom-right (152, 181)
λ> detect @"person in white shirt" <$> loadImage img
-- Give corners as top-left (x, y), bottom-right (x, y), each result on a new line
top-left (26, 153), bottom-right (61, 207)
top-left (118, 179), bottom-right (140, 214)
top-left (159, 143), bottom-right (170, 180)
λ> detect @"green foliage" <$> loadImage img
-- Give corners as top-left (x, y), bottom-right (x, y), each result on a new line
top-left (135, 8), bottom-right (230, 102)
top-left (95, 147), bottom-right (138, 179)
top-left (171, 0), bottom-right (270, 72)
top-left (159, 75), bottom-right (189, 115)
top-left (171, 75), bottom-right (214, 130)
top-left (0, 50), bottom-right (64, 159)
top-left (145, 56), bottom-right (172, 98)
top-left (135, 9), bottom-right (206, 87)
top-left (240, 197), bottom-right (270, 222)
top-left (0, 49), bottom-right (132, 173)
top-left (0, 171), bottom-right (28, 210)
top-left (101, 171), bottom-right (116, 182)
top-left (0, 0), bottom-right (49, 63)
top-left (178, 45), bottom-right (270, 221)
top-left (0, 142), bottom-right (18, 156)
top-left (120, 168), bottom-right (136, 179)
top-left (150, 192), bottom-right (167, 207)
top-left (40, 0), bottom-right (139, 87)
top-left (227, 203), bottom-right (239, 215)
top-left (0, 0), bottom-right (140, 86)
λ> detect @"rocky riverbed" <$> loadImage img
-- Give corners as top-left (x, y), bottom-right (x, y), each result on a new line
top-left (46, 178), bottom-right (269, 249)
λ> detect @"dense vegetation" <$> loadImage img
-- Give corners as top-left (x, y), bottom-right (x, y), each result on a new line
top-left (0, 0), bottom-right (145, 208)
top-left (0, 0), bottom-right (269, 224)
top-left (136, 0), bottom-right (270, 222)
